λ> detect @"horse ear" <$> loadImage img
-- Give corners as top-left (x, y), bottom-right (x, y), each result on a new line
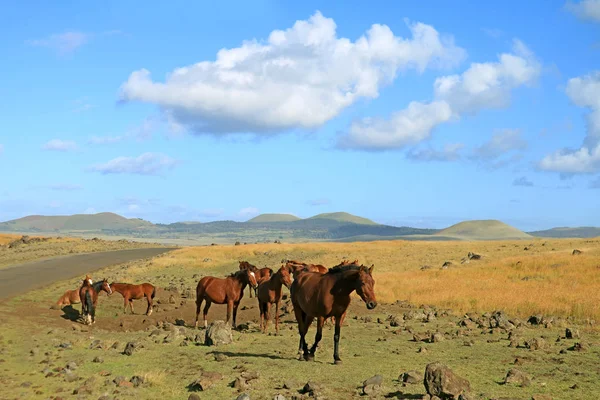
top-left (368, 264), bottom-right (374, 274)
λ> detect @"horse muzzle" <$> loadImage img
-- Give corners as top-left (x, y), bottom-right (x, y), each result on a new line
top-left (366, 301), bottom-right (377, 310)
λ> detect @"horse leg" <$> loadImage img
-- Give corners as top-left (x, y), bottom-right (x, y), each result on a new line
top-left (130, 299), bottom-right (135, 314)
top-left (333, 316), bottom-right (343, 365)
top-left (275, 299), bottom-right (280, 335)
top-left (292, 306), bottom-right (307, 359)
top-left (308, 316), bottom-right (324, 361)
top-left (248, 286), bottom-right (253, 298)
top-left (232, 301), bottom-right (240, 329)
top-left (145, 293), bottom-right (152, 316)
top-left (302, 315), bottom-right (314, 361)
top-left (194, 297), bottom-right (203, 328)
top-left (226, 300), bottom-right (233, 327)
top-left (259, 301), bottom-right (265, 332)
top-left (123, 297), bottom-right (128, 314)
top-left (264, 302), bottom-right (271, 334)
top-left (203, 301), bottom-right (212, 329)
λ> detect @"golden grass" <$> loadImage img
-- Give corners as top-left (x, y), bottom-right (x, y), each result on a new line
top-left (132, 237), bottom-right (600, 321)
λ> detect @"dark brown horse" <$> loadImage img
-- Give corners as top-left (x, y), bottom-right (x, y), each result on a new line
top-left (238, 261), bottom-right (273, 298)
top-left (257, 265), bottom-right (293, 334)
top-left (109, 282), bottom-right (156, 316)
top-left (79, 278), bottom-right (112, 325)
top-left (194, 269), bottom-right (258, 329)
top-left (291, 263), bottom-right (377, 364)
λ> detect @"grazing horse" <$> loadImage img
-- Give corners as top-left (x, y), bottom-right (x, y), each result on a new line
top-left (56, 276), bottom-right (93, 307)
top-left (79, 278), bottom-right (112, 325)
top-left (291, 263), bottom-right (377, 364)
top-left (109, 282), bottom-right (156, 316)
top-left (257, 265), bottom-right (293, 334)
top-left (238, 261), bottom-right (273, 298)
top-left (194, 269), bottom-right (258, 329)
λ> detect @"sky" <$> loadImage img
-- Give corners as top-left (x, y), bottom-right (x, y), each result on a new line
top-left (1, 0), bottom-right (599, 231)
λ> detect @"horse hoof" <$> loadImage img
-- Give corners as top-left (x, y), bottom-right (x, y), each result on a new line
top-left (334, 359), bottom-right (342, 365)
top-left (305, 354), bottom-right (314, 362)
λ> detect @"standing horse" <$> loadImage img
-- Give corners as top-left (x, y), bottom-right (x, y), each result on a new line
top-left (79, 278), bottom-right (112, 325)
top-left (194, 269), bottom-right (258, 329)
top-left (257, 265), bottom-right (293, 334)
top-left (291, 263), bottom-right (377, 364)
top-left (109, 282), bottom-right (156, 316)
top-left (238, 261), bottom-right (273, 298)
top-left (55, 275), bottom-right (93, 307)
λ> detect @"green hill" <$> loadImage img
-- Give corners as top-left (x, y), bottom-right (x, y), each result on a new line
top-left (0, 212), bottom-right (153, 232)
top-left (528, 227), bottom-right (600, 238)
top-left (247, 213), bottom-right (301, 223)
top-left (307, 212), bottom-right (378, 225)
top-left (435, 219), bottom-right (532, 240)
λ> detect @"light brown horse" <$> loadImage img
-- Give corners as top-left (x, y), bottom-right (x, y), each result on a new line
top-left (194, 269), bottom-right (258, 329)
top-left (257, 265), bottom-right (293, 334)
top-left (109, 282), bottom-right (156, 316)
top-left (285, 260), bottom-right (328, 277)
top-left (79, 278), bottom-right (112, 325)
top-left (56, 275), bottom-right (93, 307)
top-left (238, 261), bottom-right (273, 298)
top-left (291, 262), bottom-right (377, 364)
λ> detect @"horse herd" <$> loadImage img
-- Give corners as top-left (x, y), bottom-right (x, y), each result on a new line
top-left (55, 259), bottom-right (378, 364)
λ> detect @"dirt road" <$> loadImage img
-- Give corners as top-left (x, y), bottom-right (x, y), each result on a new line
top-left (0, 248), bottom-right (175, 301)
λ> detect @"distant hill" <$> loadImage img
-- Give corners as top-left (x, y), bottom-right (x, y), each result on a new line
top-left (435, 220), bottom-right (532, 240)
top-left (0, 212), bottom-right (153, 232)
top-left (306, 212), bottom-right (377, 225)
top-left (248, 213), bottom-right (301, 223)
top-left (528, 227), bottom-right (600, 238)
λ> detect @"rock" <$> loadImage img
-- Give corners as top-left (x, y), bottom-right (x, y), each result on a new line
top-left (113, 376), bottom-right (127, 385)
top-left (123, 342), bottom-right (137, 356)
top-left (130, 375), bottom-right (145, 387)
top-left (283, 380), bottom-right (295, 390)
top-left (214, 353), bottom-right (228, 362)
top-left (569, 342), bottom-right (590, 352)
top-left (66, 361), bottom-right (78, 370)
top-left (401, 370), bottom-right (421, 384)
top-left (363, 374), bottom-right (383, 386)
top-left (190, 371), bottom-right (223, 391)
top-left (442, 261), bottom-right (453, 268)
top-left (431, 332), bottom-right (445, 343)
top-left (236, 394), bottom-right (251, 400)
top-left (241, 371), bottom-right (260, 381)
top-left (188, 395), bottom-right (201, 400)
top-left (303, 381), bottom-right (321, 394)
top-left (565, 328), bottom-right (579, 339)
top-left (532, 395), bottom-right (552, 400)
top-left (525, 338), bottom-right (547, 351)
top-left (64, 371), bottom-right (78, 382)
top-left (503, 368), bottom-right (531, 387)
top-left (168, 295), bottom-right (176, 304)
top-left (389, 316), bottom-right (403, 327)
top-left (421, 265), bottom-right (434, 271)
top-left (413, 333), bottom-right (429, 342)
top-left (89, 340), bottom-right (104, 350)
top-left (205, 321), bottom-right (233, 346)
top-left (424, 362), bottom-right (471, 399)
top-left (528, 315), bottom-right (543, 325)
top-left (363, 384), bottom-right (381, 395)
top-left (273, 395), bottom-right (287, 400)
top-left (233, 377), bottom-right (250, 391)
top-left (490, 311), bottom-right (514, 330)
top-left (467, 252), bottom-right (481, 260)
top-left (572, 249), bottom-right (582, 255)
top-left (93, 356), bottom-right (104, 363)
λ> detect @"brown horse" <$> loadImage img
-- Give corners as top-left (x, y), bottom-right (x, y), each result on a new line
top-left (56, 275), bottom-right (94, 307)
top-left (79, 278), bottom-right (112, 325)
top-left (257, 265), bottom-right (293, 334)
top-left (238, 261), bottom-right (273, 298)
top-left (285, 260), bottom-right (328, 277)
top-left (291, 263), bottom-right (377, 364)
top-left (109, 282), bottom-right (156, 316)
top-left (194, 269), bottom-right (258, 329)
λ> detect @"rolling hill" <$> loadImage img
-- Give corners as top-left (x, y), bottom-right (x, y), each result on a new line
top-left (527, 227), bottom-right (600, 238)
top-left (435, 220), bottom-right (532, 240)
top-left (306, 212), bottom-right (377, 225)
top-left (0, 212), bottom-right (152, 232)
top-left (247, 213), bottom-right (301, 223)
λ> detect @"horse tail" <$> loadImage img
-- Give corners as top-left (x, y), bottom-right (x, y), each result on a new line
top-left (151, 286), bottom-right (156, 299)
top-left (85, 291), bottom-right (94, 321)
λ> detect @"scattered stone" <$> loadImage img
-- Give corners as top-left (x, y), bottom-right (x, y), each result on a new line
top-left (283, 380), bottom-right (295, 390)
top-left (528, 315), bottom-right (543, 325)
top-left (130, 375), bottom-right (145, 387)
top-left (532, 395), bottom-right (552, 400)
top-left (431, 332), bottom-right (445, 343)
top-left (363, 374), bottom-right (383, 387)
top-left (214, 353), bottom-right (228, 362)
top-left (565, 328), bottom-right (580, 339)
top-left (66, 361), bottom-right (77, 371)
top-left (64, 371), bottom-right (78, 383)
top-left (236, 394), bottom-right (251, 400)
top-left (503, 368), bottom-right (531, 387)
top-left (467, 252), bottom-right (481, 260)
top-left (490, 311), bottom-right (514, 330)
top-left (123, 342), bottom-right (137, 356)
top-left (525, 338), bottom-right (547, 351)
top-left (233, 377), bottom-right (250, 391)
top-left (190, 371), bottom-right (224, 391)
top-left (572, 249), bottom-right (582, 255)
top-left (168, 295), bottom-right (176, 304)
top-left (413, 333), bottom-right (429, 342)
top-left (273, 394), bottom-right (287, 400)
top-left (205, 321), bottom-right (233, 346)
top-left (424, 362), bottom-right (471, 399)
top-left (93, 356), bottom-right (104, 363)
top-left (89, 340), bottom-right (104, 350)
top-left (400, 370), bottom-right (420, 384)
top-left (113, 376), bottom-right (127, 386)
top-left (569, 342), bottom-right (590, 352)
top-left (302, 381), bottom-right (321, 394)
top-left (421, 265), bottom-right (434, 271)
top-left (188, 395), bottom-right (201, 400)
top-left (389, 316), bottom-right (402, 327)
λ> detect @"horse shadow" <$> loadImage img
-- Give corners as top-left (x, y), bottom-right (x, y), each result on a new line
top-left (207, 350), bottom-right (288, 360)
top-left (384, 392), bottom-right (423, 399)
top-left (59, 305), bottom-right (81, 322)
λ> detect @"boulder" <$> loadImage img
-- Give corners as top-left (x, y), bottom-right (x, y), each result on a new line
top-left (205, 321), bottom-right (233, 346)
top-left (424, 362), bottom-right (471, 399)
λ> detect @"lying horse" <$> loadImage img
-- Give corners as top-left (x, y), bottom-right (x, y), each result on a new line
top-left (109, 282), bottom-right (156, 316)
top-left (194, 269), bottom-right (258, 329)
top-left (56, 275), bottom-right (93, 307)
top-left (79, 278), bottom-right (112, 325)
top-left (257, 265), bottom-right (293, 334)
top-left (238, 261), bottom-right (273, 298)
top-left (291, 262), bottom-right (377, 364)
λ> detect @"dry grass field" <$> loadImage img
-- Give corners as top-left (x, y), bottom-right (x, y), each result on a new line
top-left (0, 236), bottom-right (599, 399)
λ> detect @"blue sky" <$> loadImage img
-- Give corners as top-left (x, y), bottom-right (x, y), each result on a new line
top-left (1, 0), bottom-right (599, 231)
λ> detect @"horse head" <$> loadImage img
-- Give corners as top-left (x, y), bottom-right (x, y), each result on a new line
top-left (278, 265), bottom-right (293, 289)
top-left (356, 264), bottom-right (377, 310)
top-left (83, 275), bottom-right (93, 286)
top-left (243, 269), bottom-right (258, 289)
top-left (100, 278), bottom-right (112, 295)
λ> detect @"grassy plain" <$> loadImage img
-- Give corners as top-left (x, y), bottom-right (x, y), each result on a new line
top-left (0, 237), bottom-right (599, 399)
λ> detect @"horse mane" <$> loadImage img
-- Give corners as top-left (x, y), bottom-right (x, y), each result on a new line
top-left (91, 281), bottom-right (105, 291)
top-left (326, 263), bottom-right (363, 274)
top-left (228, 270), bottom-right (246, 278)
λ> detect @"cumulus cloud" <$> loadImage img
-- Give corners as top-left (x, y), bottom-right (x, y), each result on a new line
top-left (307, 198), bottom-right (330, 206)
top-left (406, 143), bottom-right (464, 162)
top-left (539, 72), bottom-right (600, 174)
top-left (513, 176), bottom-right (534, 187)
top-left (566, 0), bottom-right (600, 22)
top-left (338, 40), bottom-right (540, 150)
top-left (43, 139), bottom-right (78, 152)
top-left (26, 31), bottom-right (89, 54)
top-left (118, 11), bottom-right (465, 135)
top-left (89, 152), bottom-right (178, 175)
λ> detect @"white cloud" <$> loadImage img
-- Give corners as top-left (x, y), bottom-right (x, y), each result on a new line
top-left (118, 11), bottom-right (465, 135)
top-left (338, 40), bottom-right (540, 150)
top-left (26, 31), bottom-right (89, 55)
top-left (513, 176), bottom-right (534, 187)
top-left (89, 135), bottom-right (124, 145)
top-left (471, 129), bottom-right (527, 159)
top-left (43, 139), bottom-right (78, 152)
top-left (89, 152), bottom-right (178, 175)
top-left (406, 143), bottom-right (464, 162)
top-left (239, 207), bottom-right (260, 218)
top-left (566, 0), bottom-right (600, 22)
top-left (539, 72), bottom-right (600, 174)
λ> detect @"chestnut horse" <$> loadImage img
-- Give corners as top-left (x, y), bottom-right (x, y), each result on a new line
top-left (238, 261), bottom-right (273, 298)
top-left (79, 278), bottom-right (112, 325)
top-left (257, 265), bottom-right (293, 334)
top-left (56, 275), bottom-right (93, 307)
top-left (109, 282), bottom-right (156, 316)
top-left (194, 269), bottom-right (258, 329)
top-left (291, 263), bottom-right (377, 364)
